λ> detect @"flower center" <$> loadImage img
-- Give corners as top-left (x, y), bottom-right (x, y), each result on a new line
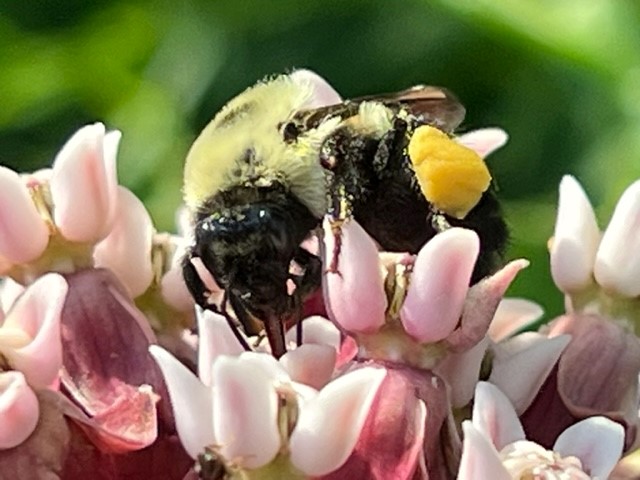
top-left (499, 440), bottom-right (590, 480)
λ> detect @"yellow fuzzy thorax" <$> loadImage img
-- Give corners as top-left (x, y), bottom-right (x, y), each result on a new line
top-left (408, 125), bottom-right (491, 219)
top-left (183, 74), bottom-right (331, 218)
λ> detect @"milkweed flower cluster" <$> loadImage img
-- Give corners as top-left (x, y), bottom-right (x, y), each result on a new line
top-left (0, 70), bottom-right (638, 479)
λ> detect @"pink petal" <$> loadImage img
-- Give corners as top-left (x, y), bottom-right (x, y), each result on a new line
top-left (212, 355), bottom-right (280, 469)
top-left (50, 123), bottom-right (119, 243)
top-left (149, 346), bottom-right (214, 459)
top-left (2, 273), bottom-right (67, 388)
top-left (59, 269), bottom-right (175, 454)
top-left (93, 187), bottom-right (154, 297)
top-left (285, 315), bottom-right (341, 350)
top-left (472, 382), bottom-right (524, 450)
top-left (160, 266), bottom-right (195, 312)
top-left (447, 259), bottom-right (529, 352)
top-left (323, 219), bottom-right (387, 333)
top-left (435, 336), bottom-right (489, 408)
top-left (290, 69), bottom-right (342, 108)
top-left (456, 128), bottom-right (508, 158)
top-left (550, 176), bottom-right (600, 293)
top-left (554, 416), bottom-right (624, 479)
top-left (190, 257), bottom-right (221, 293)
top-left (197, 309), bottom-right (246, 386)
top-left (289, 367), bottom-right (386, 476)
top-left (489, 333), bottom-right (571, 413)
top-left (160, 238), bottom-right (194, 312)
top-left (458, 422), bottom-right (512, 480)
top-left (401, 228), bottom-right (479, 343)
top-left (594, 180), bottom-right (640, 297)
top-left (489, 298), bottom-right (544, 342)
top-left (329, 365), bottom-right (453, 479)
top-left (0, 166), bottom-right (49, 263)
top-left (280, 344), bottom-right (336, 390)
top-left (0, 372), bottom-right (39, 449)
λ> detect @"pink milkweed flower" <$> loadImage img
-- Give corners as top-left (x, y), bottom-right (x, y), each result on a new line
top-left (150, 340), bottom-right (385, 477)
top-left (458, 382), bottom-right (624, 479)
top-left (0, 123), bottom-right (120, 279)
top-left (0, 273), bottom-right (67, 389)
top-left (0, 273), bottom-right (66, 451)
top-left (515, 176), bottom-right (640, 450)
top-left (551, 175), bottom-right (640, 305)
top-left (322, 220), bottom-right (526, 478)
top-left (323, 219), bottom-right (526, 378)
top-left (151, 306), bottom-right (383, 477)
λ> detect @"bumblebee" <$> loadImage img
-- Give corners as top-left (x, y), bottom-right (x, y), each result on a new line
top-left (182, 71), bottom-right (507, 357)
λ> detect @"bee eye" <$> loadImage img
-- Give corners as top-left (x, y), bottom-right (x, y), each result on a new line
top-left (281, 122), bottom-right (300, 142)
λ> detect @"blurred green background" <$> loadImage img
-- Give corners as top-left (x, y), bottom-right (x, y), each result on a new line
top-left (2, 0), bottom-right (640, 318)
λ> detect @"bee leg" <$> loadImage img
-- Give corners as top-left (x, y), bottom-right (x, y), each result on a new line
top-left (326, 186), bottom-right (351, 275)
top-left (182, 256), bottom-right (253, 352)
top-left (262, 313), bottom-right (287, 359)
top-left (219, 291), bottom-right (252, 352)
top-left (182, 255), bottom-right (212, 311)
top-left (290, 247), bottom-right (323, 346)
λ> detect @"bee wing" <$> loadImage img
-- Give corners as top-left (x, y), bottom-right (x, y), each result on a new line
top-left (352, 85), bottom-right (466, 132)
top-left (293, 85), bottom-right (465, 133)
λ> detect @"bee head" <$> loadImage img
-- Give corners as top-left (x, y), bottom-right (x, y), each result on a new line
top-left (191, 185), bottom-right (318, 319)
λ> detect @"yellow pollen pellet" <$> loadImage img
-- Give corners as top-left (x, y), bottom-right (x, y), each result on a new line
top-left (408, 125), bottom-right (492, 219)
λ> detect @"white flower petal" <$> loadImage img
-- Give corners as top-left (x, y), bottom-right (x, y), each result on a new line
top-left (93, 187), bottom-right (154, 297)
top-left (435, 336), bottom-right (489, 408)
top-left (0, 166), bottom-right (49, 263)
top-left (489, 298), bottom-right (544, 342)
top-left (289, 367), bottom-right (386, 476)
top-left (489, 333), bottom-right (571, 413)
top-left (290, 69), bottom-right (342, 108)
top-left (196, 308), bottom-right (246, 386)
top-left (472, 382), bottom-right (524, 450)
top-left (280, 344), bottom-right (336, 390)
top-left (456, 128), bottom-right (508, 158)
top-left (550, 176), bottom-right (600, 293)
top-left (554, 416), bottom-right (624, 479)
top-left (458, 421), bottom-right (511, 480)
top-left (212, 355), bottom-right (280, 469)
top-left (149, 345), bottom-right (214, 459)
top-left (594, 180), bottom-right (640, 297)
